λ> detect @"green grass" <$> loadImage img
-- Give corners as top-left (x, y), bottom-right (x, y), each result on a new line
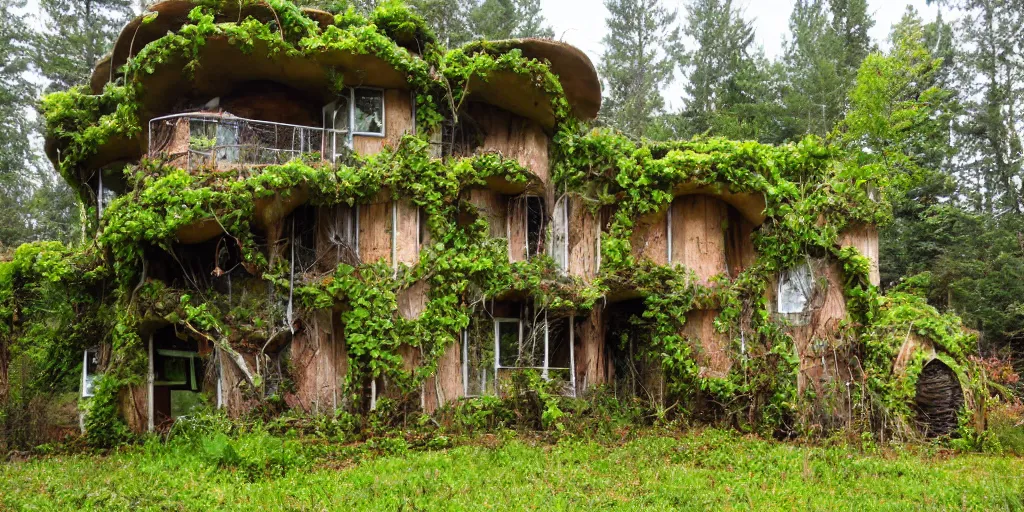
top-left (2, 429), bottom-right (1022, 511)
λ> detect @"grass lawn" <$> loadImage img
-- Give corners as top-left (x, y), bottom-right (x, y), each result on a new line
top-left (2, 429), bottom-right (1022, 511)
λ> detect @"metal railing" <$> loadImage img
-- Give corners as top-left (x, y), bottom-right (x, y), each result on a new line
top-left (147, 112), bottom-right (349, 171)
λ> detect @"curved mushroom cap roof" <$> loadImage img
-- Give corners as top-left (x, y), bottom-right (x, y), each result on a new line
top-left (499, 38), bottom-right (601, 121)
top-left (460, 38), bottom-right (601, 127)
top-left (90, 0), bottom-right (336, 94)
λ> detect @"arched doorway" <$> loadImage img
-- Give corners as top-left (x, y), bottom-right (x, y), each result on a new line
top-left (914, 359), bottom-right (965, 437)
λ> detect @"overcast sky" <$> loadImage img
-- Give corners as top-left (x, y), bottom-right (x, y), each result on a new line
top-left (542, 0), bottom-right (955, 109)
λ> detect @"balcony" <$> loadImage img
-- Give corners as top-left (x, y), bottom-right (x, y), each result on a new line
top-left (147, 112), bottom-right (349, 171)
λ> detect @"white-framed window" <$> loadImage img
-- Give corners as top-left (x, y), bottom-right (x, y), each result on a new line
top-left (322, 94), bottom-right (351, 161)
top-left (550, 196), bottom-right (569, 272)
top-left (463, 305), bottom-right (577, 396)
top-left (322, 87), bottom-right (386, 160)
top-left (493, 311), bottom-right (574, 379)
top-left (81, 348), bottom-right (99, 398)
top-left (352, 88), bottom-right (385, 136)
top-left (494, 317), bottom-right (527, 369)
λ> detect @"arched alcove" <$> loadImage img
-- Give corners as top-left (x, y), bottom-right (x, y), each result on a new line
top-left (914, 359), bottom-right (965, 437)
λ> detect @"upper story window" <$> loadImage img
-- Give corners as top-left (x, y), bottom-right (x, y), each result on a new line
top-left (353, 89), bottom-right (384, 135)
top-left (523, 196), bottom-right (546, 258)
top-left (322, 88), bottom-right (386, 159)
top-left (550, 197), bottom-right (569, 272)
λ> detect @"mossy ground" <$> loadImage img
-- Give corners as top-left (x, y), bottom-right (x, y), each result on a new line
top-left (2, 428), bottom-right (1021, 510)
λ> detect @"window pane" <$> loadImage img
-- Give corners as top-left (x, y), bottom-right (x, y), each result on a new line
top-left (82, 349), bottom-right (99, 397)
top-left (158, 357), bottom-right (189, 385)
top-left (520, 324), bottom-right (543, 367)
top-left (354, 89), bottom-right (384, 134)
top-left (778, 263), bottom-right (814, 314)
top-left (338, 96), bottom-right (351, 132)
top-left (215, 121), bottom-right (240, 163)
top-left (526, 196), bottom-right (545, 257)
top-left (497, 320), bottom-right (520, 368)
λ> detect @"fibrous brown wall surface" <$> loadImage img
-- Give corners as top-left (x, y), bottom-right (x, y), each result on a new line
top-left (49, 1), bottom-right (945, 436)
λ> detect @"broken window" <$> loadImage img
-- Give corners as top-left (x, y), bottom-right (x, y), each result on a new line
top-left (316, 204), bottom-right (360, 270)
top-left (464, 302), bottom-right (576, 395)
top-left (526, 196), bottom-right (545, 258)
top-left (322, 87), bottom-right (384, 157)
top-left (353, 89), bottom-right (385, 135)
top-left (494, 305), bottom-right (573, 376)
top-left (322, 94), bottom-right (351, 161)
top-left (778, 262), bottom-right (814, 314)
top-left (81, 348), bottom-right (99, 398)
top-left (151, 334), bottom-right (206, 425)
top-left (188, 117), bottom-right (241, 165)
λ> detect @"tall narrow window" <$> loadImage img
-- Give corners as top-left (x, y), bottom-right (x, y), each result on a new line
top-left (325, 204), bottom-right (359, 263)
top-left (353, 88), bottom-right (385, 135)
top-left (81, 348), bottom-right (99, 398)
top-left (322, 96), bottom-right (351, 160)
top-left (417, 206), bottom-right (429, 248)
top-left (495, 318), bottom-right (523, 368)
top-left (526, 196), bottom-right (545, 258)
top-left (550, 197), bottom-right (569, 271)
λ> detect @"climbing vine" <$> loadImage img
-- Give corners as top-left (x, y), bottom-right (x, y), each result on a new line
top-left (5, 0), bottom-right (982, 445)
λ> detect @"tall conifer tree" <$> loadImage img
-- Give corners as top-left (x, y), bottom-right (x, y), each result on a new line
top-left (599, 0), bottom-right (679, 137)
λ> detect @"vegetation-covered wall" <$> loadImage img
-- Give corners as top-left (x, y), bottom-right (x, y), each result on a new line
top-left (0, 0), bottom-right (989, 447)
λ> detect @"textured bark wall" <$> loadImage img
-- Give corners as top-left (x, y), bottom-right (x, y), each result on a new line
top-left (472, 103), bottom-right (549, 184)
top-left (422, 340), bottom-right (464, 413)
top-left (358, 191), bottom-right (393, 265)
top-left (568, 201), bottom-right (600, 281)
top-left (672, 195), bottom-right (732, 379)
top-left (508, 196), bottom-right (528, 262)
top-left (288, 310), bottom-right (347, 414)
top-left (670, 195), bottom-right (729, 284)
top-left (778, 259), bottom-right (850, 395)
top-left (576, 307), bottom-right (610, 391)
top-left (218, 348), bottom-right (249, 418)
top-left (353, 89), bottom-right (414, 155)
top-left (839, 223), bottom-right (880, 286)
top-left (120, 384), bottom-right (149, 433)
top-left (631, 208), bottom-right (669, 265)
top-left (466, 188), bottom-right (507, 239)
top-left (914, 360), bottom-right (965, 437)
top-left (394, 199), bottom-right (420, 266)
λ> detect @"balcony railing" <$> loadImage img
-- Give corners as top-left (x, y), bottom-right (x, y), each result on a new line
top-left (147, 112), bottom-right (349, 171)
